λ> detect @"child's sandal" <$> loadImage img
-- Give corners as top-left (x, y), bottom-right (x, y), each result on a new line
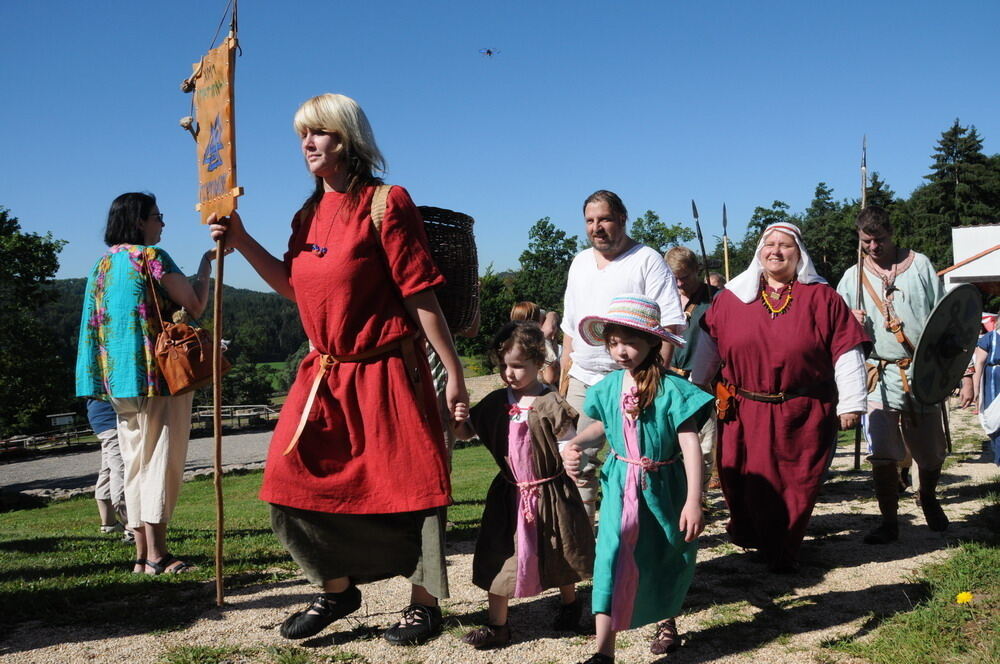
top-left (576, 654), bottom-right (614, 664)
top-left (650, 617), bottom-right (678, 654)
top-left (461, 623), bottom-right (511, 649)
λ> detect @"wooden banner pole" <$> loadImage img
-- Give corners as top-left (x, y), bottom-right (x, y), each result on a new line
top-left (213, 236), bottom-right (226, 607)
top-left (183, 1), bottom-right (240, 610)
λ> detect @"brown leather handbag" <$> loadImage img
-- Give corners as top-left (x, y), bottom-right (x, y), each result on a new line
top-left (144, 256), bottom-right (231, 395)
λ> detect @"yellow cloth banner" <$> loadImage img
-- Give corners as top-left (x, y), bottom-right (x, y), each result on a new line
top-left (192, 36), bottom-right (240, 223)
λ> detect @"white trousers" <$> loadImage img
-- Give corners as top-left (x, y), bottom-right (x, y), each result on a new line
top-left (699, 414), bottom-right (717, 489)
top-left (110, 394), bottom-right (194, 528)
top-left (94, 427), bottom-right (125, 509)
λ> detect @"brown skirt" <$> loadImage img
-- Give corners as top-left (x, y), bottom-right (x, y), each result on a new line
top-left (271, 503), bottom-right (427, 586)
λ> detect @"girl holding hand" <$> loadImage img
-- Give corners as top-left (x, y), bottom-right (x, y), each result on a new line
top-left (562, 294), bottom-right (713, 664)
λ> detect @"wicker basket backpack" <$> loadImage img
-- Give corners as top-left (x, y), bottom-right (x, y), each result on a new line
top-left (370, 185), bottom-right (479, 335)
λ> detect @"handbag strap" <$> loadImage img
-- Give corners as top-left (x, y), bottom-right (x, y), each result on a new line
top-left (140, 249), bottom-right (168, 329)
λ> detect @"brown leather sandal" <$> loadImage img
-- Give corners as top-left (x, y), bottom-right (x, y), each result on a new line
top-left (650, 617), bottom-right (678, 655)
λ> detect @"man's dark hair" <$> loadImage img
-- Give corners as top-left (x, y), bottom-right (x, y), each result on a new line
top-left (856, 205), bottom-right (892, 236)
top-left (583, 189), bottom-right (628, 223)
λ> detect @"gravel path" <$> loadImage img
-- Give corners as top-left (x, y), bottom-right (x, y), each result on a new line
top-left (2, 393), bottom-right (996, 664)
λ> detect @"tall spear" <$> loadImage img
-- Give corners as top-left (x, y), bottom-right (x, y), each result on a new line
top-left (722, 203), bottom-right (730, 281)
top-left (691, 200), bottom-right (710, 284)
top-left (853, 135), bottom-right (868, 471)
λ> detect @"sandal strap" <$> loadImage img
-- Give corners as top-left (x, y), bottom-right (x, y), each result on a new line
top-left (400, 603), bottom-right (433, 625)
top-left (146, 554), bottom-right (192, 574)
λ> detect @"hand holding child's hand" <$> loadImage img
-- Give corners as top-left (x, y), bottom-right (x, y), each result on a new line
top-left (452, 402), bottom-right (469, 423)
top-left (561, 443), bottom-right (582, 480)
top-left (678, 500), bottom-right (704, 543)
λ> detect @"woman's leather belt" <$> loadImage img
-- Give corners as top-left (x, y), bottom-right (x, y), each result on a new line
top-left (735, 387), bottom-right (803, 403)
top-left (283, 335), bottom-right (425, 455)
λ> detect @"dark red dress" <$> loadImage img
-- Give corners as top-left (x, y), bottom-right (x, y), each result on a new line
top-left (701, 282), bottom-right (867, 568)
top-left (259, 185), bottom-right (451, 515)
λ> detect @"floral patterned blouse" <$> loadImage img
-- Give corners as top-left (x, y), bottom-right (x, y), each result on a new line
top-left (75, 245), bottom-right (181, 398)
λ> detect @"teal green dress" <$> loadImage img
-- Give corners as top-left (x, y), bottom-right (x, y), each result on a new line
top-left (76, 244), bottom-right (182, 399)
top-left (584, 370), bottom-right (713, 628)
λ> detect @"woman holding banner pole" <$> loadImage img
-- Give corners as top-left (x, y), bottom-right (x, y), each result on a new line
top-left (210, 93), bottom-right (467, 640)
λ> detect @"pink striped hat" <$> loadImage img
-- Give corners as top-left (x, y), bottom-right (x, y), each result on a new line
top-left (579, 293), bottom-right (686, 348)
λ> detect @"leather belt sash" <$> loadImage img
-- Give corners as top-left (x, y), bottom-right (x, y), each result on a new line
top-left (735, 387), bottom-right (803, 404)
top-left (283, 335), bottom-right (425, 456)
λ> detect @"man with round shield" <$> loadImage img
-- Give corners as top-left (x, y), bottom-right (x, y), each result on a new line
top-left (836, 206), bottom-right (948, 544)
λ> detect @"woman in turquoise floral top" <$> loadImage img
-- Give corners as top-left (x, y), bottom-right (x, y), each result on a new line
top-left (76, 192), bottom-right (222, 575)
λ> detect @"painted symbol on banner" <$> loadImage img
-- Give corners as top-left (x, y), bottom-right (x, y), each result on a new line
top-left (202, 115), bottom-right (224, 172)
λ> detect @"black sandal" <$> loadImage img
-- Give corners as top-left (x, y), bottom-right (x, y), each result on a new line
top-left (280, 586), bottom-right (362, 640)
top-left (132, 558), bottom-right (146, 573)
top-left (145, 554), bottom-right (195, 575)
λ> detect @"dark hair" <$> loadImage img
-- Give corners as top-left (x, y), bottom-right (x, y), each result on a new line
top-left (583, 189), bottom-right (628, 223)
top-left (603, 323), bottom-right (665, 416)
top-left (856, 205), bottom-right (892, 236)
top-left (489, 320), bottom-right (547, 368)
top-left (104, 192), bottom-right (156, 246)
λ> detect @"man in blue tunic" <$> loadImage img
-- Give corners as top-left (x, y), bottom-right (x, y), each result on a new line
top-left (836, 206), bottom-right (948, 545)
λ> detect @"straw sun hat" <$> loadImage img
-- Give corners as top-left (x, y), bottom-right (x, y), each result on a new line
top-left (578, 294), bottom-right (686, 348)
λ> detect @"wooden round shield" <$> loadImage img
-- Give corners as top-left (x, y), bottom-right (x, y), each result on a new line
top-left (911, 284), bottom-right (983, 405)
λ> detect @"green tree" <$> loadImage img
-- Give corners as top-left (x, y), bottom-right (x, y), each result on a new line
top-left (865, 171), bottom-right (897, 210)
top-left (629, 210), bottom-right (695, 254)
top-left (923, 119), bottom-right (1000, 226)
top-left (0, 207), bottom-right (70, 435)
top-left (455, 266), bottom-right (516, 362)
top-left (799, 183), bottom-right (857, 284)
top-left (511, 217), bottom-right (577, 311)
top-left (192, 364), bottom-right (277, 407)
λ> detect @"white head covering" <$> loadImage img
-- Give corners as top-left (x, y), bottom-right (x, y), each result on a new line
top-left (726, 222), bottom-right (826, 303)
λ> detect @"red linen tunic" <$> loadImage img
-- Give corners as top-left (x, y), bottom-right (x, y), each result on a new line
top-left (259, 185), bottom-right (451, 514)
top-left (701, 282), bottom-right (867, 567)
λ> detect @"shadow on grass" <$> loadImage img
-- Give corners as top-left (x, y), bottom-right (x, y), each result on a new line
top-left (660, 581), bottom-right (928, 664)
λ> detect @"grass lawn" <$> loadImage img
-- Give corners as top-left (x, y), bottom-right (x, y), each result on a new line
top-left (0, 444), bottom-right (496, 632)
top-left (824, 473), bottom-right (1000, 664)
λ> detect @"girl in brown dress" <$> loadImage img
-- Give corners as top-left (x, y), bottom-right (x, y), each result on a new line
top-left (453, 321), bottom-right (595, 649)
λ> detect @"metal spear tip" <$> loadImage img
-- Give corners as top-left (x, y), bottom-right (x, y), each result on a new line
top-left (691, 199), bottom-right (700, 219)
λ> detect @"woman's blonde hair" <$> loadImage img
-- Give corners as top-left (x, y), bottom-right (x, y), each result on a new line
top-left (510, 301), bottom-right (542, 323)
top-left (294, 93), bottom-right (386, 206)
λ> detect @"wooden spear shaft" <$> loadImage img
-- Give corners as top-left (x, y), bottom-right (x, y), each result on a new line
top-left (854, 137), bottom-right (867, 471)
top-left (213, 237), bottom-right (226, 607)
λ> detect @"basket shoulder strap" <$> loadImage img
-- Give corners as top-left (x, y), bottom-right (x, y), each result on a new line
top-left (369, 184), bottom-right (394, 241)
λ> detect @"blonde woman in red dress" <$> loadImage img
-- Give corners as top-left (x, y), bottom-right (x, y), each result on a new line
top-left (210, 93), bottom-right (467, 640)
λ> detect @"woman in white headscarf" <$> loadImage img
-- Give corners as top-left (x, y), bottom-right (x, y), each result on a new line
top-left (691, 222), bottom-right (869, 572)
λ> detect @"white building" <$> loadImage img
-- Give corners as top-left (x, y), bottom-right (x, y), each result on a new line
top-left (941, 224), bottom-right (1000, 297)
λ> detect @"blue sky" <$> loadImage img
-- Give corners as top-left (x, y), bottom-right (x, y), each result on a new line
top-left (2, 0), bottom-right (997, 291)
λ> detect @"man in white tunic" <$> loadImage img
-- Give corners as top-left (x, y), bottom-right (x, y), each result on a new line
top-left (836, 205), bottom-right (947, 544)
